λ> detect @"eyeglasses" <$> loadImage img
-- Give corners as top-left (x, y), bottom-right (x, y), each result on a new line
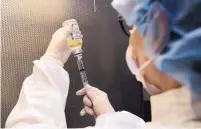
top-left (118, 15), bottom-right (130, 37)
top-left (118, 15), bottom-right (182, 40)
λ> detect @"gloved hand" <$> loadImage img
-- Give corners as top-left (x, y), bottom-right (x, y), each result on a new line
top-left (41, 19), bottom-right (79, 66)
top-left (76, 85), bottom-right (115, 117)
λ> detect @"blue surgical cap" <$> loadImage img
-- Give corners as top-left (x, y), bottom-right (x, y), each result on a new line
top-left (142, 0), bottom-right (201, 93)
top-left (112, 0), bottom-right (201, 93)
top-left (156, 28), bottom-right (201, 93)
top-left (140, 0), bottom-right (201, 93)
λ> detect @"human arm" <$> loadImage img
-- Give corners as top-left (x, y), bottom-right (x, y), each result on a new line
top-left (5, 19), bottom-right (77, 129)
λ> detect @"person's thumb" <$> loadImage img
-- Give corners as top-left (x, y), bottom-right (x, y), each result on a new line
top-left (85, 84), bottom-right (97, 102)
top-left (62, 19), bottom-right (77, 27)
top-left (62, 24), bottom-right (73, 38)
top-left (85, 84), bottom-right (92, 90)
top-left (62, 19), bottom-right (78, 36)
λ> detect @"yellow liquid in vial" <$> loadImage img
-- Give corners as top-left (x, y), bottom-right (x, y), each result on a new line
top-left (67, 39), bottom-right (83, 50)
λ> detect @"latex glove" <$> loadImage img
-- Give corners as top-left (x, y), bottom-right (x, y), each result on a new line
top-left (76, 85), bottom-right (115, 118)
top-left (41, 19), bottom-right (79, 66)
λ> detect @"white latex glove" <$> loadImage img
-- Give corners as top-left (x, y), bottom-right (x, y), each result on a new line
top-left (41, 19), bottom-right (79, 66)
top-left (76, 85), bottom-right (115, 118)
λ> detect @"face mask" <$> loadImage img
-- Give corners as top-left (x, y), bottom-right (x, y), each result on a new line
top-left (126, 45), bottom-right (162, 95)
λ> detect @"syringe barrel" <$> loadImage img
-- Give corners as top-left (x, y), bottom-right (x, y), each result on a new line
top-left (74, 51), bottom-right (89, 87)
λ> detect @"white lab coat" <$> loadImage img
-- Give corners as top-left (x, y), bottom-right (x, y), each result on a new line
top-left (6, 60), bottom-right (201, 129)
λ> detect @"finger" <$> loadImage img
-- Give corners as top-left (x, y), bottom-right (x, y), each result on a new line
top-left (83, 95), bottom-right (92, 107)
top-left (62, 21), bottom-right (78, 32)
top-left (63, 25), bottom-right (73, 37)
top-left (85, 84), bottom-right (92, 89)
top-left (76, 88), bottom-right (86, 96)
top-left (85, 84), bottom-right (98, 93)
top-left (86, 89), bottom-right (98, 101)
top-left (76, 84), bottom-right (95, 96)
top-left (80, 108), bottom-right (86, 116)
top-left (84, 106), bottom-right (94, 116)
top-left (62, 19), bottom-right (78, 27)
top-left (86, 86), bottom-right (102, 96)
top-left (53, 26), bottom-right (73, 38)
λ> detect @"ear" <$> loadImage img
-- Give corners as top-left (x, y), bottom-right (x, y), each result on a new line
top-left (129, 25), bottom-right (150, 67)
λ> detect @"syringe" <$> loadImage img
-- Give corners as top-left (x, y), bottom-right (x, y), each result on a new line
top-left (63, 21), bottom-right (89, 87)
top-left (73, 48), bottom-right (89, 87)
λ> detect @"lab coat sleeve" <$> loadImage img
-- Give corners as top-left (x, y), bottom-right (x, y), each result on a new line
top-left (6, 60), bottom-right (70, 129)
top-left (95, 111), bottom-right (145, 129)
top-left (5, 59), bottom-right (145, 129)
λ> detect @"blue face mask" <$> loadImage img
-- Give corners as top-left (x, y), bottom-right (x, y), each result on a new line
top-left (112, 0), bottom-right (201, 93)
